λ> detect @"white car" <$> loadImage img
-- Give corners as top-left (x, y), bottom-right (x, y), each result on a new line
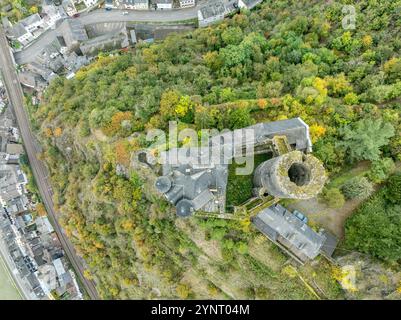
top-left (122, 11), bottom-right (129, 15)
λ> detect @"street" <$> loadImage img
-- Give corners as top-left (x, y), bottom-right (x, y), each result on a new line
top-left (0, 27), bottom-right (99, 300)
top-left (14, 7), bottom-right (199, 65)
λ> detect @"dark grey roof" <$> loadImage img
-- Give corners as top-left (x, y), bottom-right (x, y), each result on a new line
top-left (254, 204), bottom-right (325, 260)
top-left (176, 198), bottom-right (194, 217)
top-left (157, 118), bottom-right (314, 216)
top-left (79, 28), bottom-right (128, 56)
top-left (252, 215), bottom-right (278, 240)
top-left (319, 230), bottom-right (338, 257)
top-left (58, 19), bottom-right (88, 49)
top-left (10, 24), bottom-right (27, 38)
top-left (26, 273), bottom-right (40, 289)
top-left (20, 13), bottom-right (42, 27)
top-left (199, 1), bottom-right (226, 19)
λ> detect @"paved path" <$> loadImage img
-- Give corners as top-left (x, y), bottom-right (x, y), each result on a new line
top-left (0, 27), bottom-right (99, 300)
top-left (14, 7), bottom-right (199, 64)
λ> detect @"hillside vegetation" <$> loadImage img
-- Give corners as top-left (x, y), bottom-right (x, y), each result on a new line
top-left (29, 0), bottom-right (401, 299)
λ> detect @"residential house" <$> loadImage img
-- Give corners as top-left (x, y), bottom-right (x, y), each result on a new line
top-left (25, 62), bottom-right (57, 83)
top-left (155, 0), bottom-right (172, 10)
top-left (179, 0), bottom-right (195, 8)
top-left (62, 0), bottom-right (78, 16)
top-left (5, 144), bottom-right (24, 158)
top-left (41, 0), bottom-right (66, 29)
top-left (120, 0), bottom-right (148, 10)
top-left (82, 0), bottom-right (98, 7)
top-left (37, 264), bottom-right (58, 295)
top-left (198, 1), bottom-right (226, 27)
top-left (238, 0), bottom-right (262, 10)
top-left (0, 165), bottom-right (27, 206)
top-left (18, 71), bottom-right (47, 91)
top-left (8, 14), bottom-right (45, 46)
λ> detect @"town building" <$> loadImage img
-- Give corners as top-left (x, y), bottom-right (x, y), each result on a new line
top-left (18, 71), bottom-right (48, 90)
top-left (6, 144), bottom-right (24, 158)
top-left (62, 0), bottom-right (78, 17)
top-left (0, 74), bottom-right (83, 300)
top-left (198, 1), bottom-right (226, 27)
top-left (79, 27), bottom-right (129, 56)
top-left (41, 0), bottom-right (66, 29)
top-left (120, 0), bottom-right (149, 10)
top-left (82, 0), bottom-right (98, 7)
top-left (155, 0), bottom-right (173, 10)
top-left (238, 0), bottom-right (262, 10)
top-left (8, 14), bottom-right (45, 46)
top-left (0, 164), bottom-right (27, 206)
top-left (57, 19), bottom-right (88, 52)
top-left (179, 0), bottom-right (195, 8)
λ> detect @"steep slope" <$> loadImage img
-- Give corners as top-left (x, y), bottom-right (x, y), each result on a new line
top-left (28, 0), bottom-right (401, 299)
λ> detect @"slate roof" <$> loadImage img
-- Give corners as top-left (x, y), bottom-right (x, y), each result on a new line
top-left (253, 204), bottom-right (325, 260)
top-left (58, 19), bottom-right (88, 49)
top-left (199, 1), bottom-right (226, 20)
top-left (157, 118), bottom-right (313, 216)
top-left (320, 230), bottom-right (338, 258)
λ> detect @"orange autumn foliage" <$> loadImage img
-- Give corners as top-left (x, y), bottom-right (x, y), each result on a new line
top-left (35, 203), bottom-right (47, 217)
top-left (54, 127), bottom-right (62, 137)
top-left (115, 140), bottom-right (131, 166)
top-left (103, 111), bottom-right (133, 136)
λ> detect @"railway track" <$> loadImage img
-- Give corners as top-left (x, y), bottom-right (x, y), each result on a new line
top-left (0, 27), bottom-right (99, 300)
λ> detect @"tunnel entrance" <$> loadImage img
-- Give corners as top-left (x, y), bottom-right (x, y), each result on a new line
top-left (288, 163), bottom-right (311, 186)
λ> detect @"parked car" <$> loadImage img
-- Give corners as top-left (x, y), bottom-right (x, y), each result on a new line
top-left (293, 210), bottom-right (308, 224)
top-left (72, 13), bottom-right (80, 18)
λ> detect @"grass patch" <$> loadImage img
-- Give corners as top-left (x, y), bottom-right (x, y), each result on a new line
top-left (326, 161), bottom-right (371, 189)
top-left (225, 153), bottom-right (270, 210)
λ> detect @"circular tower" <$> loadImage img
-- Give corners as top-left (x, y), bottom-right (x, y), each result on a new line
top-left (253, 150), bottom-right (327, 199)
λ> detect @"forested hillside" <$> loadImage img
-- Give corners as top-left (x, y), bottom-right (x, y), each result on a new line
top-left (28, 0), bottom-right (401, 299)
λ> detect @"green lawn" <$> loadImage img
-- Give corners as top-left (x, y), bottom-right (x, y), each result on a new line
top-left (326, 161), bottom-right (371, 189)
top-left (225, 153), bottom-right (270, 210)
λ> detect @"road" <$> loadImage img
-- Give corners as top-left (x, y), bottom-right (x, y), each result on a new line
top-left (14, 7), bottom-right (199, 64)
top-left (0, 27), bottom-right (100, 300)
top-left (0, 233), bottom-right (27, 300)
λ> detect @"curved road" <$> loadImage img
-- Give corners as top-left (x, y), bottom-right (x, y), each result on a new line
top-left (14, 7), bottom-right (199, 64)
top-left (0, 27), bottom-right (99, 300)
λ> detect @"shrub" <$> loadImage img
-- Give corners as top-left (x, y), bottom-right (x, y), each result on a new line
top-left (367, 157), bottom-right (395, 183)
top-left (385, 173), bottom-right (401, 204)
top-left (341, 176), bottom-right (374, 200)
top-left (321, 188), bottom-right (345, 208)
